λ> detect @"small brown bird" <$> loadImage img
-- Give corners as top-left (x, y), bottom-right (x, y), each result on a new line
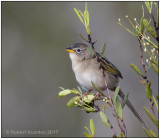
top-left (65, 43), bottom-right (147, 128)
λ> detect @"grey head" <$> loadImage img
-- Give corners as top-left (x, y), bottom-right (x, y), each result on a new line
top-left (65, 43), bottom-right (92, 61)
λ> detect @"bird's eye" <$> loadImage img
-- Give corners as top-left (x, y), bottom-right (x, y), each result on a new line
top-left (76, 49), bottom-right (81, 53)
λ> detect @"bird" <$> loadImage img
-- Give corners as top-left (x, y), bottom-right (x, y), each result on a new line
top-left (65, 42), bottom-right (147, 128)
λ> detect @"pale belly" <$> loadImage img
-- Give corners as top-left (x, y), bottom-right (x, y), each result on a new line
top-left (75, 68), bottom-right (106, 90)
top-left (71, 54), bottom-right (119, 91)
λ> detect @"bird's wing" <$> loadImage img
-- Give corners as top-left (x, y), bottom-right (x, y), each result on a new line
top-left (97, 53), bottom-right (123, 78)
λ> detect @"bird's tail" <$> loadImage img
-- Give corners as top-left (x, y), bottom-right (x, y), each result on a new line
top-left (118, 89), bottom-right (148, 128)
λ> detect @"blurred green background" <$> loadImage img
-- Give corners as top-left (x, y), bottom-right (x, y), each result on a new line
top-left (2, 2), bottom-right (158, 137)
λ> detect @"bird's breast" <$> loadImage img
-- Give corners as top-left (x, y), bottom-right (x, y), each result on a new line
top-left (70, 54), bottom-right (119, 91)
top-left (72, 62), bottom-right (105, 90)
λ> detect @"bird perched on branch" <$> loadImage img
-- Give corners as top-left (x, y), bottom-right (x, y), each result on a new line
top-left (65, 43), bottom-right (147, 128)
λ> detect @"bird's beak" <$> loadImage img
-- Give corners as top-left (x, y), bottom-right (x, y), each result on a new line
top-left (65, 47), bottom-right (74, 53)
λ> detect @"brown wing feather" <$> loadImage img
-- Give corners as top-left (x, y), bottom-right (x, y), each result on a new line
top-left (96, 53), bottom-right (123, 78)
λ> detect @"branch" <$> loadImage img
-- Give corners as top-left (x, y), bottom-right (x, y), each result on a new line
top-left (138, 38), bottom-right (148, 82)
top-left (108, 119), bottom-right (117, 136)
top-left (87, 34), bottom-right (127, 137)
top-left (138, 37), bottom-right (156, 119)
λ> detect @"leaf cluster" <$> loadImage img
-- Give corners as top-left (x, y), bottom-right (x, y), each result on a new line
top-left (74, 3), bottom-right (90, 35)
top-left (83, 119), bottom-right (95, 137)
top-left (118, 2), bottom-right (159, 137)
top-left (59, 3), bottom-right (129, 137)
top-left (59, 87), bottom-right (98, 113)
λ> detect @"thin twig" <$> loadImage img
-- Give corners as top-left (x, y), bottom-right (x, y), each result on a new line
top-left (138, 38), bottom-right (148, 82)
top-left (138, 37), bottom-right (156, 119)
top-left (121, 119), bottom-right (127, 137)
top-left (150, 100), bottom-right (156, 118)
top-left (87, 34), bottom-right (126, 137)
top-left (107, 87), bottom-right (125, 135)
top-left (108, 119), bottom-right (117, 136)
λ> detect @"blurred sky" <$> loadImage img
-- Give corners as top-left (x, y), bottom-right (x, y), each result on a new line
top-left (2, 1), bottom-right (158, 137)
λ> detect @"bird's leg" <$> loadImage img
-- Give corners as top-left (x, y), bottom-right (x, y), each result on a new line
top-left (81, 89), bottom-right (92, 100)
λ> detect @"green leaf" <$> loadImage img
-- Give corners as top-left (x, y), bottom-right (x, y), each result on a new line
top-left (143, 19), bottom-right (157, 38)
top-left (120, 132), bottom-right (124, 137)
top-left (119, 22), bottom-right (137, 36)
top-left (84, 3), bottom-right (89, 26)
top-left (85, 107), bottom-right (98, 113)
top-left (59, 89), bottom-right (72, 97)
top-left (83, 126), bottom-right (91, 134)
top-left (142, 127), bottom-right (151, 137)
top-left (84, 10), bottom-right (87, 25)
top-left (122, 93), bottom-right (128, 108)
top-left (87, 46), bottom-right (94, 55)
top-left (149, 130), bottom-right (157, 137)
top-left (85, 2), bottom-right (88, 12)
top-left (59, 87), bottom-right (64, 90)
top-left (83, 132), bottom-right (93, 137)
top-left (78, 10), bottom-right (84, 17)
top-left (100, 42), bottom-right (106, 58)
top-left (112, 86), bottom-right (122, 120)
top-left (142, 5), bottom-right (144, 17)
top-left (112, 86), bottom-right (120, 103)
top-left (133, 28), bottom-right (139, 35)
top-left (149, 59), bottom-right (158, 66)
top-left (71, 90), bottom-right (80, 94)
top-left (90, 119), bottom-right (95, 136)
top-left (140, 6), bottom-right (145, 35)
top-left (79, 34), bottom-right (88, 42)
top-left (86, 11), bottom-right (89, 26)
top-left (100, 111), bottom-right (110, 127)
top-left (130, 64), bottom-right (142, 76)
top-left (145, 2), bottom-right (152, 14)
top-left (102, 105), bottom-right (106, 112)
top-left (140, 17), bottom-right (144, 34)
top-left (114, 97), bottom-right (123, 120)
top-left (66, 96), bottom-right (80, 108)
top-left (154, 2), bottom-right (159, 28)
top-left (74, 8), bottom-right (84, 24)
top-left (86, 26), bottom-right (90, 35)
top-left (153, 96), bottom-right (158, 111)
top-left (59, 89), bottom-right (79, 98)
top-left (144, 107), bottom-right (158, 127)
top-left (83, 95), bottom-right (95, 103)
top-left (152, 63), bottom-right (158, 74)
top-left (145, 82), bottom-right (152, 100)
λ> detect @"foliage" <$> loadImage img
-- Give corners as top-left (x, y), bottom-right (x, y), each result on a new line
top-left (59, 2), bottom-right (158, 137)
top-left (59, 3), bottom-right (128, 137)
top-left (83, 119), bottom-right (95, 137)
top-left (74, 3), bottom-right (90, 35)
top-left (118, 1), bottom-right (158, 137)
